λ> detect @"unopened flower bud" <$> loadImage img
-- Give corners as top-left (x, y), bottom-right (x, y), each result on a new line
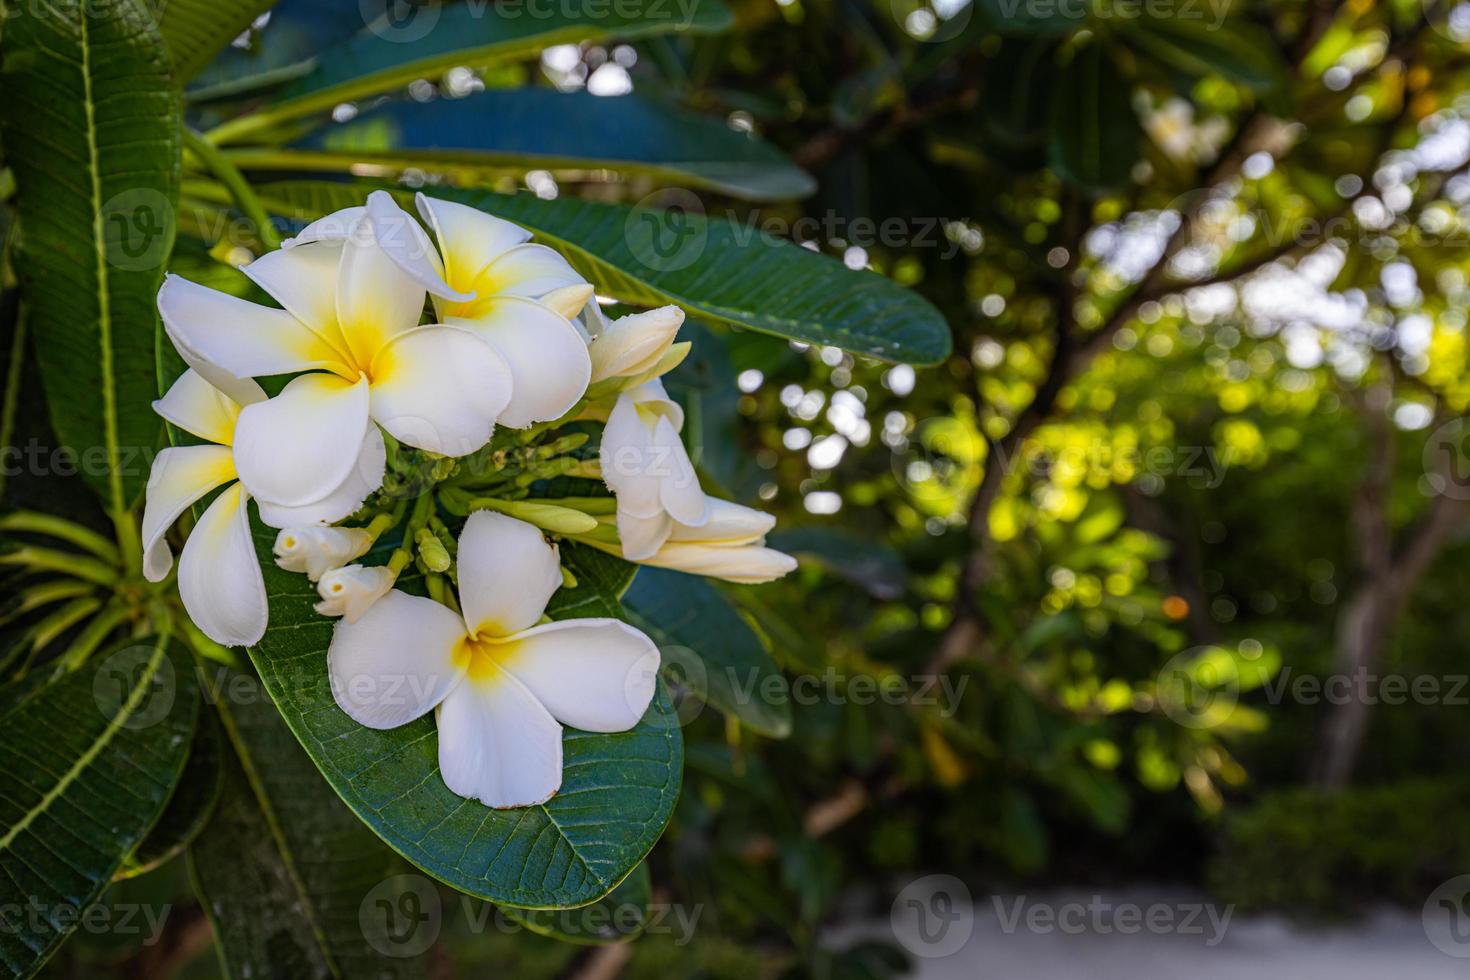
top-left (589, 306), bottom-right (685, 383)
top-left (415, 529), bottom-right (452, 573)
top-left (274, 526), bottom-right (374, 581)
top-left (314, 565), bottom-right (395, 622)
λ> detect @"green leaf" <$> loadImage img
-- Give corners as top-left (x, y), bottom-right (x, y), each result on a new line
top-left (189, 666), bottom-right (429, 980)
top-left (623, 567), bottom-right (791, 738)
top-left (0, 636), bottom-right (199, 976)
top-left (188, 0), bottom-right (369, 102)
top-left (159, 0), bottom-right (279, 82)
top-left (1126, 16), bottom-right (1290, 97)
top-left (500, 861), bottom-right (652, 945)
top-left (1047, 43), bottom-right (1138, 192)
top-left (249, 527), bottom-right (683, 908)
top-left (0, 0), bottom-right (180, 512)
top-left (281, 88), bottom-right (814, 201)
top-left (767, 527), bottom-right (908, 600)
top-left (214, 0), bottom-right (734, 140)
top-left (116, 707), bottom-right (224, 880)
top-left (255, 182), bottom-right (953, 364)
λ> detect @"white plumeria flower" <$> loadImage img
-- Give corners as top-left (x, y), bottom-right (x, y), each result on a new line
top-left (328, 512), bottom-right (660, 809)
top-left (142, 371), bottom-right (385, 646)
top-left (415, 193), bottom-right (594, 427)
top-left (274, 526), bottom-right (374, 581)
top-left (587, 304), bottom-right (686, 384)
top-left (315, 564), bottom-right (396, 621)
top-left (158, 193), bottom-right (514, 518)
top-left (639, 499), bottom-right (798, 584)
top-left (599, 379), bottom-right (709, 560)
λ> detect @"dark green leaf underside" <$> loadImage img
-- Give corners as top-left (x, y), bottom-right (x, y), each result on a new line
top-left (289, 88), bottom-right (814, 201)
top-left (623, 568), bottom-right (791, 738)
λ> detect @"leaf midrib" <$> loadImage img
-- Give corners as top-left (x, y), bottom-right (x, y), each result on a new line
top-left (0, 632), bottom-right (168, 851)
top-left (77, 10), bottom-right (125, 519)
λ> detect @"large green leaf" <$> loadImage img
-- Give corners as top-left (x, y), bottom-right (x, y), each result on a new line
top-left (0, 0), bottom-right (180, 512)
top-left (116, 708), bottom-right (223, 880)
top-left (158, 0), bottom-right (279, 82)
top-left (767, 527), bottom-right (908, 600)
top-left (214, 0), bottom-right (734, 140)
top-left (187, 0), bottom-right (369, 101)
top-left (1047, 43), bottom-right (1138, 192)
top-left (0, 636), bottom-right (199, 976)
top-left (278, 88), bottom-right (814, 201)
top-left (248, 528), bottom-right (683, 909)
top-left (500, 861), bottom-right (652, 945)
top-left (190, 666), bottom-right (429, 980)
top-left (255, 182), bottom-right (953, 364)
top-left (623, 567), bottom-right (791, 738)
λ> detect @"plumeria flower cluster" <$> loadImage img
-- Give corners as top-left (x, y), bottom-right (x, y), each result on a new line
top-left (142, 191), bottom-right (796, 807)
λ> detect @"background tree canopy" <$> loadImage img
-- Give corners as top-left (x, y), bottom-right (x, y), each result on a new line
top-left (2, 0), bottom-right (1470, 976)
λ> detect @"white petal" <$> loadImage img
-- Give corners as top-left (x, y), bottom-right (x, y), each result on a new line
top-left (456, 511), bottom-right (562, 638)
top-left (497, 619), bottom-right (659, 732)
top-left (158, 274), bottom-right (346, 394)
top-left (328, 590), bottom-right (468, 729)
top-left (153, 369), bottom-right (257, 446)
top-left (233, 372), bottom-right (372, 507)
top-left (435, 666), bottom-right (562, 808)
top-left (415, 193), bottom-right (530, 286)
top-left (447, 297), bottom-right (590, 428)
top-left (141, 446), bottom-right (237, 582)
top-left (669, 498), bottom-right (776, 545)
top-left (599, 393), bottom-right (661, 516)
top-left (477, 243), bottom-right (585, 302)
top-left (617, 509), bottom-right (674, 562)
top-left (336, 215), bottom-right (429, 368)
top-left (645, 543), bottom-right (797, 584)
top-left (539, 283), bottom-right (596, 320)
top-left (651, 415), bottom-right (707, 527)
top-left (629, 377), bottom-right (684, 429)
top-left (365, 190), bottom-right (472, 302)
top-left (241, 242), bottom-right (350, 356)
top-left (253, 425), bottom-right (386, 528)
top-left (367, 325), bottom-right (511, 457)
top-left (282, 205), bottom-right (364, 246)
top-left (178, 483), bottom-right (268, 647)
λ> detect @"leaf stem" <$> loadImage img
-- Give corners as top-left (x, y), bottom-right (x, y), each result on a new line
top-left (0, 511), bottom-right (121, 564)
top-left (0, 546), bottom-right (120, 586)
top-left (181, 128), bottom-right (281, 251)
